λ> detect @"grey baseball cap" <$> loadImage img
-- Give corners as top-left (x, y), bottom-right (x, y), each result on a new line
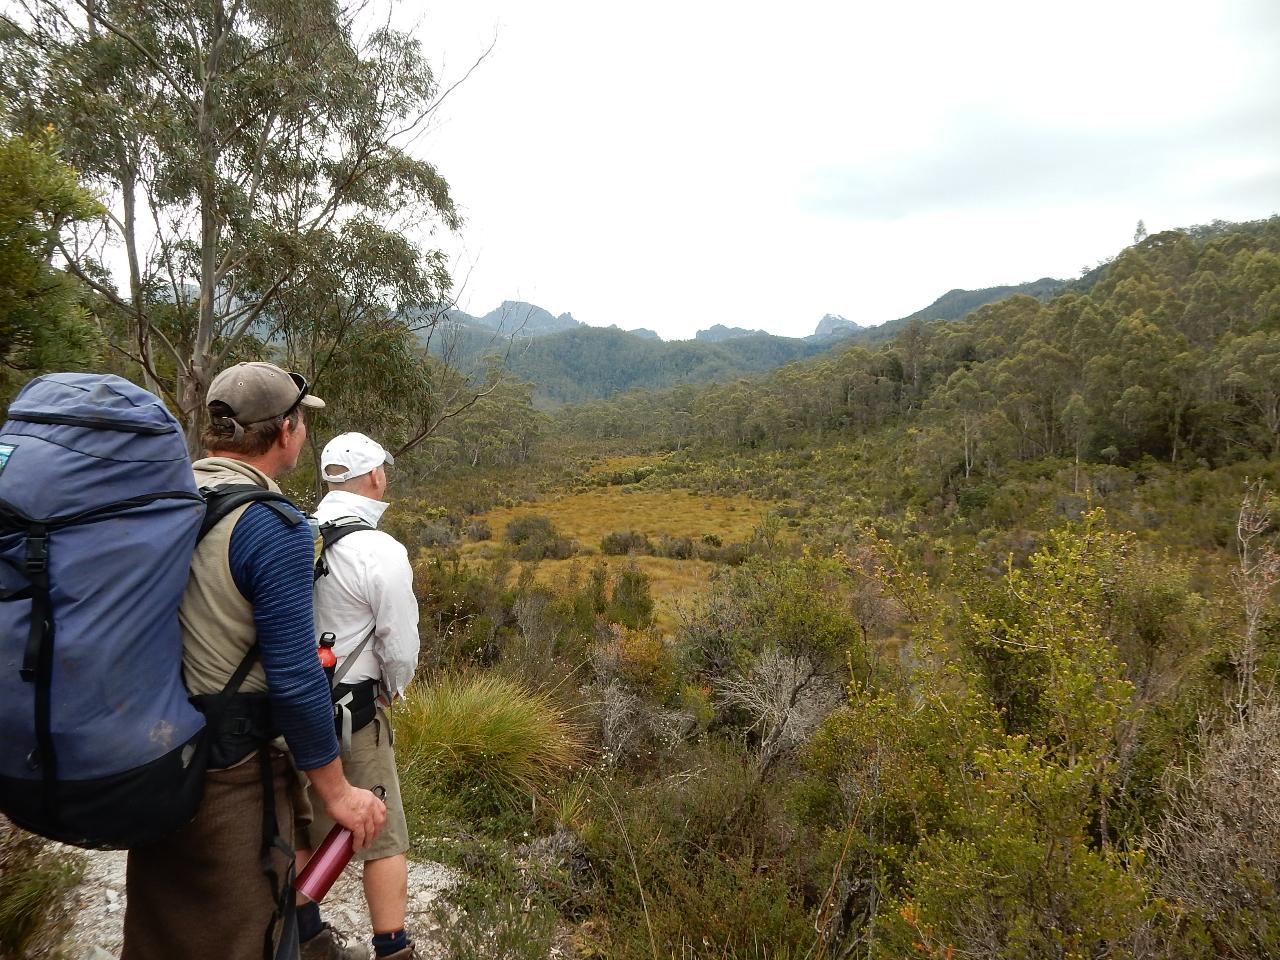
top-left (206, 362), bottom-right (325, 426)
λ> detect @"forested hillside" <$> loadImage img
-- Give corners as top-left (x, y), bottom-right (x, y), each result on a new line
top-left (425, 278), bottom-right (1082, 407)
top-left (433, 323), bottom-right (839, 407)
top-left (367, 218), bottom-right (1280, 959)
top-left (556, 221), bottom-right (1280, 470)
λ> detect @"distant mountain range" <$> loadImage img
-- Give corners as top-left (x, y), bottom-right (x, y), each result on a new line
top-left (445, 302), bottom-right (862, 345)
top-left (422, 280), bottom-right (1064, 407)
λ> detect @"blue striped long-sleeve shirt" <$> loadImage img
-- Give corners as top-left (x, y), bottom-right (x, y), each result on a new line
top-left (228, 503), bottom-right (339, 771)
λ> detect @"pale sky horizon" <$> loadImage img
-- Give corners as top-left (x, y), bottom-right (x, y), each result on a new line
top-left (395, 0), bottom-right (1280, 341)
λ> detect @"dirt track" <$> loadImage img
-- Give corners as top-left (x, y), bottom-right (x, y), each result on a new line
top-left (63, 847), bottom-right (458, 959)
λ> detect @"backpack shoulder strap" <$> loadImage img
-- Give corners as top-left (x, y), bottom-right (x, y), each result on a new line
top-left (313, 516), bottom-right (375, 581)
top-left (199, 484), bottom-right (301, 542)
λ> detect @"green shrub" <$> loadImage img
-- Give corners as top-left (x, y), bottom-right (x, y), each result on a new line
top-left (396, 673), bottom-right (586, 820)
top-left (414, 555), bottom-right (515, 668)
top-left (0, 819), bottom-right (83, 959)
top-left (505, 514), bottom-right (577, 560)
top-left (416, 519), bottom-right (458, 548)
top-left (600, 529), bottom-right (653, 556)
top-left (434, 881), bottom-right (558, 960)
top-left (505, 514), bottom-right (556, 545)
top-left (582, 748), bottom-right (814, 959)
top-left (654, 535), bottom-right (694, 559)
top-left (606, 561), bottom-right (654, 630)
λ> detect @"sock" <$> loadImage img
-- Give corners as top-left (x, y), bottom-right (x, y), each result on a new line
top-left (372, 929), bottom-right (409, 957)
top-left (298, 901), bottom-right (323, 942)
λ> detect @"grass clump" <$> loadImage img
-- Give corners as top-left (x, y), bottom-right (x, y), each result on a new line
top-left (397, 672), bottom-right (587, 820)
top-left (505, 514), bottom-right (577, 560)
top-left (0, 818), bottom-right (83, 959)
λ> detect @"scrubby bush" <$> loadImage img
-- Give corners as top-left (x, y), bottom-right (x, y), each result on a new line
top-left (654, 534), bottom-right (694, 559)
top-left (382, 500), bottom-right (458, 551)
top-left (606, 561), bottom-right (654, 630)
top-left (680, 554), bottom-right (866, 683)
top-left (581, 747), bottom-right (814, 959)
top-left (414, 555), bottom-right (514, 667)
top-left (693, 538), bottom-right (751, 565)
top-left (600, 529), bottom-right (652, 556)
top-left (504, 514), bottom-right (555, 545)
top-left (0, 819), bottom-right (83, 959)
top-left (415, 518), bottom-right (459, 548)
top-left (796, 513), bottom-right (1152, 956)
top-left (593, 626), bottom-right (681, 704)
top-left (1149, 703), bottom-right (1280, 955)
top-left (463, 518), bottom-right (492, 541)
top-left (505, 514), bottom-right (577, 560)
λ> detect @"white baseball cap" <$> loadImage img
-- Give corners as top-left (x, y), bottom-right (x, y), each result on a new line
top-left (320, 432), bottom-right (395, 482)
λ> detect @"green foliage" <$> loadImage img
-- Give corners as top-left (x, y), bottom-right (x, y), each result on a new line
top-left (396, 673), bottom-right (585, 823)
top-left (605, 561), bottom-right (654, 630)
top-left (581, 749), bottom-right (814, 959)
top-left (799, 513), bottom-right (1154, 956)
top-left (505, 513), bottom-right (578, 561)
top-left (434, 877), bottom-right (559, 960)
top-left (682, 553), bottom-right (865, 680)
top-left (0, 820), bottom-right (84, 959)
top-left (557, 218), bottom-right (1280, 476)
top-left (600, 529), bottom-right (653, 556)
top-left (3, 0), bottom-right (462, 444)
top-left (0, 129), bottom-right (102, 403)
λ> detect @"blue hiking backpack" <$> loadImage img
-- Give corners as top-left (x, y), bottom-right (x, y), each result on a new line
top-left (0, 373), bottom-right (211, 848)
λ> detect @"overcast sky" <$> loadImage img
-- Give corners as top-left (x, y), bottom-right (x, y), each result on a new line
top-left (401, 0), bottom-right (1280, 340)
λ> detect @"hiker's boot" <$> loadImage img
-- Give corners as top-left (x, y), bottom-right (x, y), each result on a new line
top-left (375, 945), bottom-right (415, 960)
top-left (300, 924), bottom-right (371, 960)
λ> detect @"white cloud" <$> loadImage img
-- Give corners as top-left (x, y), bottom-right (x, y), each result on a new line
top-left (400, 0), bottom-right (1280, 339)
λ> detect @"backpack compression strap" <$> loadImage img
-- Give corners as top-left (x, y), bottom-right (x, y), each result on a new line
top-left (198, 484), bottom-right (302, 542)
top-left (313, 516), bottom-right (374, 581)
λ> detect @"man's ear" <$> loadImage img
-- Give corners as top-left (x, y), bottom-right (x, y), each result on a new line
top-left (279, 413), bottom-right (302, 447)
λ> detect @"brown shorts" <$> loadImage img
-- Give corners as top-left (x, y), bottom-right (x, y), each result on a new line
top-left (297, 707), bottom-right (408, 861)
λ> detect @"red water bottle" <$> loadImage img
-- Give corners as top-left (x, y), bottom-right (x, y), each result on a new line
top-left (317, 632), bottom-right (337, 683)
top-left (295, 785), bottom-right (385, 902)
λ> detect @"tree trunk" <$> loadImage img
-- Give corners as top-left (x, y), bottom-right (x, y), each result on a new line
top-left (121, 168), bottom-right (162, 398)
top-left (184, 0), bottom-right (227, 455)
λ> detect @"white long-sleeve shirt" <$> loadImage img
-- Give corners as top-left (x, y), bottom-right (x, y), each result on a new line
top-left (312, 490), bottom-right (420, 701)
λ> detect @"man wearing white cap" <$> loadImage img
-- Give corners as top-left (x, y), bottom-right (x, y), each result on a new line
top-left (296, 433), bottom-right (420, 960)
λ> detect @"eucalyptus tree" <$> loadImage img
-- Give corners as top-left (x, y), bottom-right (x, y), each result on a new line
top-left (0, 129), bottom-right (103, 402)
top-left (1, 0), bottom-right (470, 449)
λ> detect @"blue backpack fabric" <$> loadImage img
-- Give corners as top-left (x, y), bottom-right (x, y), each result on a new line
top-left (0, 373), bottom-right (209, 848)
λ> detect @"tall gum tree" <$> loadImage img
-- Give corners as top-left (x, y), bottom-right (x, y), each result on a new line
top-left (1, 0), bottom-right (472, 450)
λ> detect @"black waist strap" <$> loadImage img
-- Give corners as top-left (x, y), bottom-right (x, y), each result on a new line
top-left (190, 691), bottom-right (278, 770)
top-left (333, 678), bottom-right (378, 749)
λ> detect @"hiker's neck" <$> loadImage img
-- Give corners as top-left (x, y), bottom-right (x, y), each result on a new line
top-left (205, 449), bottom-right (292, 480)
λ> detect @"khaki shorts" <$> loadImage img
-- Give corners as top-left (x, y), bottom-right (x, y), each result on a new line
top-left (296, 707), bottom-right (409, 862)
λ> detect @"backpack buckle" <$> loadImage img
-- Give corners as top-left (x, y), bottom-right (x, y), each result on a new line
top-left (24, 535), bottom-right (48, 575)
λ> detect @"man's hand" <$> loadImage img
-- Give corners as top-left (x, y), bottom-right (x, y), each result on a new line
top-left (324, 784), bottom-right (386, 851)
top-left (304, 757), bottom-right (387, 850)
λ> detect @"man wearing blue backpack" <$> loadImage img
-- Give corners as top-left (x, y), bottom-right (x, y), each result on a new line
top-left (123, 362), bottom-right (386, 960)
